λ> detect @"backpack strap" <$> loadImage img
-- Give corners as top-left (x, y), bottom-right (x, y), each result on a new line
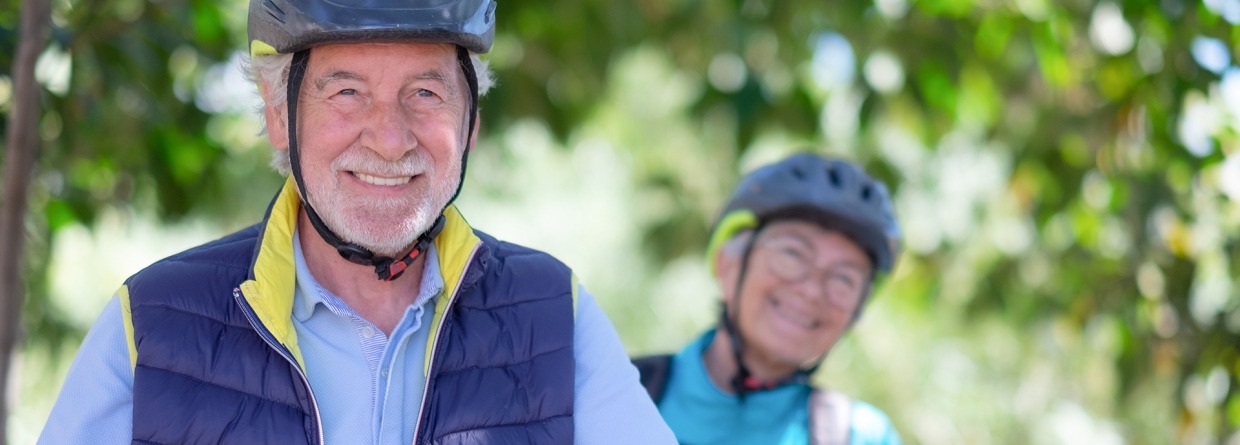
top-left (808, 388), bottom-right (853, 445)
top-left (631, 354), bottom-right (674, 404)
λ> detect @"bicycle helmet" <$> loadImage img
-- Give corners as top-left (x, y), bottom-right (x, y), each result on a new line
top-left (246, 0), bottom-right (494, 281)
top-left (707, 152), bottom-right (901, 276)
top-left (248, 0), bottom-right (496, 56)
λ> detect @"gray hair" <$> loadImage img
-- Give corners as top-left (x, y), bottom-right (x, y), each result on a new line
top-left (245, 51), bottom-right (495, 175)
top-left (718, 230), bottom-right (755, 262)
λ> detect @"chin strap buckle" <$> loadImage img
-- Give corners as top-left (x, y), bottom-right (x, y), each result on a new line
top-left (374, 215), bottom-right (447, 282)
top-left (741, 376), bottom-right (777, 391)
top-left (732, 368), bottom-right (817, 401)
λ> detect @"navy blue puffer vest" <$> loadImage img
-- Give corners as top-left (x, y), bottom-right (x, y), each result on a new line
top-left (126, 210), bottom-right (574, 444)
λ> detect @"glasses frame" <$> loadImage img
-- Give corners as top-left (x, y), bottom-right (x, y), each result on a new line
top-left (749, 232), bottom-right (870, 311)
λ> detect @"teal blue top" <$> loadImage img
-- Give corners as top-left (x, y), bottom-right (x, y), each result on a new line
top-left (658, 330), bottom-right (902, 445)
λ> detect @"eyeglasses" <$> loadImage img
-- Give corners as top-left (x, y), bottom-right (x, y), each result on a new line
top-left (752, 235), bottom-right (869, 309)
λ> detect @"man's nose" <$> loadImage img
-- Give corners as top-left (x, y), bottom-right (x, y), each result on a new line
top-left (365, 101), bottom-right (417, 160)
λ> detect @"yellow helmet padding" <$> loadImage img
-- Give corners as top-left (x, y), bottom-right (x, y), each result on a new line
top-left (250, 40), bottom-right (278, 57)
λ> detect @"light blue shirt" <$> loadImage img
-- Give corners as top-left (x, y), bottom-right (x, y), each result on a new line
top-left (658, 330), bottom-right (902, 445)
top-left (39, 235), bottom-right (675, 444)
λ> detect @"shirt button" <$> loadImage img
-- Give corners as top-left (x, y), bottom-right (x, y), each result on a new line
top-left (362, 326), bottom-right (376, 338)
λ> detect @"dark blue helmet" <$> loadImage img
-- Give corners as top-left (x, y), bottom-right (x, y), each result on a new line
top-left (248, 0), bottom-right (496, 56)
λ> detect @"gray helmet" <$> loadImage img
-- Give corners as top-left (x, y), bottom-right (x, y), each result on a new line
top-left (248, 0), bottom-right (496, 56)
top-left (707, 153), bottom-right (902, 274)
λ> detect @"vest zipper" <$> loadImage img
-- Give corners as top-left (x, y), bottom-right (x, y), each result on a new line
top-left (234, 287), bottom-right (327, 445)
top-left (410, 244), bottom-right (481, 444)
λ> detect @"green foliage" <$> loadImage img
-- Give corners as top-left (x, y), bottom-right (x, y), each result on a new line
top-left (481, 0), bottom-right (1239, 442)
top-left (3, 0), bottom-right (1239, 443)
top-left (2, 0), bottom-right (278, 363)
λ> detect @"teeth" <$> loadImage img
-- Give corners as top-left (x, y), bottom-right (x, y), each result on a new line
top-left (773, 300), bottom-right (816, 329)
top-left (355, 172), bottom-right (412, 186)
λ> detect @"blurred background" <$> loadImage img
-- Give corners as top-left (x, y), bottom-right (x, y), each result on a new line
top-left (2, 0), bottom-right (1239, 443)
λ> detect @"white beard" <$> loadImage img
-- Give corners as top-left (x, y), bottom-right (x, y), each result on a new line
top-left (303, 148), bottom-right (459, 257)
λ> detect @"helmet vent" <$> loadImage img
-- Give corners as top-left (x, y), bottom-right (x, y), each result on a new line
top-left (826, 167), bottom-right (841, 188)
top-left (790, 166), bottom-right (806, 180)
top-left (262, 0), bottom-right (286, 21)
top-left (860, 184), bottom-right (872, 201)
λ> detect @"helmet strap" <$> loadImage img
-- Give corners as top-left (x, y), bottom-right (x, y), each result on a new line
top-left (452, 45), bottom-right (478, 204)
top-left (721, 222), bottom-right (763, 401)
top-left (284, 47), bottom-right (474, 281)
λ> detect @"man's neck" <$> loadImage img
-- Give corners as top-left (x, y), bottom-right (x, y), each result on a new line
top-left (298, 213), bottom-right (425, 335)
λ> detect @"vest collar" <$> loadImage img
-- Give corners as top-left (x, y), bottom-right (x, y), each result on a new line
top-left (240, 177), bottom-right (482, 367)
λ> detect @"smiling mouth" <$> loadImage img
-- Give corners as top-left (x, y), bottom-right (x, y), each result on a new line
top-left (771, 298), bottom-right (820, 330)
top-left (353, 172), bottom-right (413, 186)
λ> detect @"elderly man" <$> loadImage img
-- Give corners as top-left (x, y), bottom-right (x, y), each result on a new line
top-left (38, 0), bottom-right (674, 443)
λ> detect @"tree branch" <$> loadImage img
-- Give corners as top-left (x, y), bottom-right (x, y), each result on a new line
top-left (1, 0), bottom-right (53, 442)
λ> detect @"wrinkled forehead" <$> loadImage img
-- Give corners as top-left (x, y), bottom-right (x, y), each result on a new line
top-left (757, 220), bottom-right (870, 261)
top-left (308, 41), bottom-right (458, 66)
top-left (758, 219), bottom-right (834, 238)
top-left (301, 42), bottom-right (466, 95)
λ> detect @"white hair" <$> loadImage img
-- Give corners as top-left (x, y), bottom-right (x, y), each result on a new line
top-left (721, 230), bottom-right (755, 258)
top-left (244, 50), bottom-right (495, 175)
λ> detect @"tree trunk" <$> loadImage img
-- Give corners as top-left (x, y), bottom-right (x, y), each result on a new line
top-left (1, 0), bottom-right (52, 443)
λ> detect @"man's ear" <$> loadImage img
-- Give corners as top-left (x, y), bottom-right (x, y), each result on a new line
top-left (262, 84), bottom-right (289, 151)
top-left (467, 111), bottom-right (482, 152)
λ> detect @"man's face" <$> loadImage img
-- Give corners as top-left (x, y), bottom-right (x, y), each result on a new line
top-left (267, 42), bottom-right (471, 257)
top-left (720, 220), bottom-right (872, 377)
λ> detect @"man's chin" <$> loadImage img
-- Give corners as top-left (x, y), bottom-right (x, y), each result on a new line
top-left (325, 211), bottom-right (438, 257)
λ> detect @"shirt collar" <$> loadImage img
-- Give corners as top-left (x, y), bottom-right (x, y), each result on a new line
top-left (291, 229), bottom-right (445, 322)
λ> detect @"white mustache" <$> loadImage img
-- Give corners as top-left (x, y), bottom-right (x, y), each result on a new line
top-left (331, 149), bottom-right (430, 177)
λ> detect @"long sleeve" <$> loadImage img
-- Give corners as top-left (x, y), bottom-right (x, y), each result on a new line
top-left (573, 286), bottom-right (676, 444)
top-left (38, 295), bottom-right (134, 445)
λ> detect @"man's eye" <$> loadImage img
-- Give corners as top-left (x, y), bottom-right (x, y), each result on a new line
top-left (337, 88), bottom-right (357, 96)
top-left (415, 89), bottom-right (436, 98)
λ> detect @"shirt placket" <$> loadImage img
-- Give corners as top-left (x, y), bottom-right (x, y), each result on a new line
top-left (374, 303), bottom-right (429, 444)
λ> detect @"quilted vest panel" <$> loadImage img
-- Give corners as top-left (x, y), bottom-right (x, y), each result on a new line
top-left (127, 224), bottom-right (318, 445)
top-left (415, 233), bottom-right (575, 444)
